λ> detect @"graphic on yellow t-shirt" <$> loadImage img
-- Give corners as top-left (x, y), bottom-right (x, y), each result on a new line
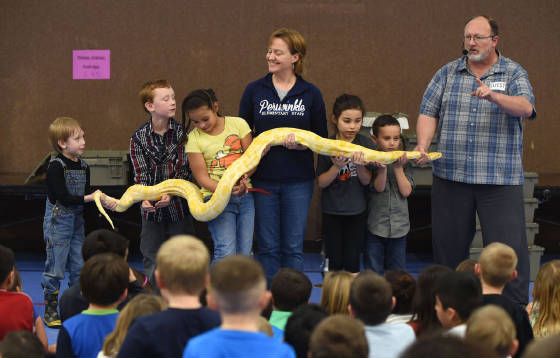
top-left (209, 134), bottom-right (243, 171)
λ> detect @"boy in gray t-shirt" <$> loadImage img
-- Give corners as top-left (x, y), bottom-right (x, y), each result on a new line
top-left (366, 115), bottom-right (413, 274)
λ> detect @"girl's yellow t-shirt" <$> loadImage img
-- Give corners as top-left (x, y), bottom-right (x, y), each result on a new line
top-left (186, 116), bottom-right (252, 197)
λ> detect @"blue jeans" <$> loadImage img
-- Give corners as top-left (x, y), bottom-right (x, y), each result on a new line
top-left (41, 200), bottom-right (85, 295)
top-left (207, 193), bottom-right (255, 262)
top-left (252, 179), bottom-right (314, 282)
top-left (364, 232), bottom-right (406, 275)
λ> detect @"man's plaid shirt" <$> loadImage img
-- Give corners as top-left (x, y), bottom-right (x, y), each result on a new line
top-left (419, 54), bottom-right (535, 185)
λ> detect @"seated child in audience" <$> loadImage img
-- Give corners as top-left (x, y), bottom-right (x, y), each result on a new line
top-left (99, 294), bottom-right (165, 358)
top-left (42, 116), bottom-right (114, 328)
top-left (284, 304), bottom-right (328, 358)
top-left (349, 271), bottom-right (415, 358)
top-left (0, 245), bottom-right (34, 341)
top-left (365, 115), bottom-right (413, 274)
top-left (434, 271), bottom-right (482, 338)
top-left (308, 314), bottom-right (369, 358)
top-left (466, 305), bottom-right (519, 358)
top-left (476, 242), bottom-right (533, 356)
top-left (0, 330), bottom-right (46, 358)
top-left (60, 229), bottom-right (151, 322)
top-left (183, 255), bottom-right (295, 358)
top-left (384, 270), bottom-right (416, 324)
top-left (320, 271), bottom-right (353, 315)
top-left (456, 258), bottom-right (478, 274)
top-left (526, 260), bottom-right (560, 338)
top-left (408, 264), bottom-right (452, 336)
top-left (400, 335), bottom-right (486, 358)
top-left (269, 268), bottom-right (312, 332)
top-left (117, 236), bottom-right (220, 358)
top-left (56, 253), bottom-right (129, 358)
top-left (522, 333), bottom-right (560, 358)
top-left (7, 267), bottom-right (52, 354)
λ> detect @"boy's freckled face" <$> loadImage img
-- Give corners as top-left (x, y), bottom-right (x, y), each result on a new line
top-left (148, 87), bottom-right (176, 118)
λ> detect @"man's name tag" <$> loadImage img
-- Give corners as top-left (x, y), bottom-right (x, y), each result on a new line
top-left (489, 81), bottom-right (506, 91)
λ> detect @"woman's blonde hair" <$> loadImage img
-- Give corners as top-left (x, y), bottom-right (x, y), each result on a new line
top-left (320, 271), bottom-right (354, 315)
top-left (532, 260), bottom-right (560, 337)
top-left (269, 28), bottom-right (307, 76)
top-left (102, 294), bottom-right (166, 356)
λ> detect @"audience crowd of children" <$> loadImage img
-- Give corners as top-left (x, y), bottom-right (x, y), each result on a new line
top-left (3, 236), bottom-right (560, 358)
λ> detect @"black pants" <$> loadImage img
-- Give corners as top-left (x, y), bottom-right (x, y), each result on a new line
top-left (431, 176), bottom-right (529, 305)
top-left (322, 212), bottom-right (366, 273)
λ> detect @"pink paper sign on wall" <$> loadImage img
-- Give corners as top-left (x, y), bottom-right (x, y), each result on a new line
top-left (72, 50), bottom-right (110, 80)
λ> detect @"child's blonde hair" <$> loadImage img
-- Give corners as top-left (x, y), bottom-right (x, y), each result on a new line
top-left (156, 235), bottom-right (209, 295)
top-left (478, 242), bottom-right (517, 287)
top-left (48, 117), bottom-right (82, 153)
top-left (102, 294), bottom-right (166, 356)
top-left (532, 260), bottom-right (560, 337)
top-left (320, 271), bottom-right (354, 315)
top-left (466, 305), bottom-right (516, 356)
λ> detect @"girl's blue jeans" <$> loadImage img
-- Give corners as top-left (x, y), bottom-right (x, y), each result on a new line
top-left (207, 192), bottom-right (255, 263)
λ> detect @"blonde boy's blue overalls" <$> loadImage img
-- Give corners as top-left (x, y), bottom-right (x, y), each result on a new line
top-left (41, 157), bottom-right (87, 326)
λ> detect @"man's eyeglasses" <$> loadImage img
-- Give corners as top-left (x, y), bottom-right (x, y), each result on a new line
top-left (464, 35), bottom-right (495, 43)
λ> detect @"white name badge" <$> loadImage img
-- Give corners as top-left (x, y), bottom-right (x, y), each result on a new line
top-left (489, 81), bottom-right (506, 91)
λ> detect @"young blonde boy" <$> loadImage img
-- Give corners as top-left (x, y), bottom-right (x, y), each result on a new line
top-left (183, 256), bottom-right (295, 358)
top-left (466, 305), bottom-right (518, 357)
top-left (129, 80), bottom-right (195, 283)
top-left (42, 117), bottom-right (113, 327)
top-left (117, 235), bottom-right (220, 358)
top-left (475, 242), bottom-right (533, 356)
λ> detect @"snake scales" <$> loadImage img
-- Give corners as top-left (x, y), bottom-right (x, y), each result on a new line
top-left (94, 127), bottom-right (441, 228)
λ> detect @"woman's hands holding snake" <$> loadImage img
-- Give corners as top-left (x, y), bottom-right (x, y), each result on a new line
top-left (283, 133), bottom-right (307, 150)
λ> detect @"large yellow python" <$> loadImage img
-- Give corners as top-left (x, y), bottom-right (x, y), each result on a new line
top-left (94, 127), bottom-right (441, 228)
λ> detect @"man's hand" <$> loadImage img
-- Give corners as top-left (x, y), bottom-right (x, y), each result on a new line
top-left (472, 77), bottom-right (494, 102)
top-left (414, 145), bottom-right (430, 165)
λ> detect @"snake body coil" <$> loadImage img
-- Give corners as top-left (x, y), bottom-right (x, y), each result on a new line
top-left (94, 127), bottom-right (441, 228)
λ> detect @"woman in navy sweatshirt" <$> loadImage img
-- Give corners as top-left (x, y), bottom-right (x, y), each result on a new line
top-left (239, 28), bottom-right (327, 283)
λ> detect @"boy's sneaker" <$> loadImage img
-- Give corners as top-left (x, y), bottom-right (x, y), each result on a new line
top-left (44, 292), bottom-right (61, 328)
